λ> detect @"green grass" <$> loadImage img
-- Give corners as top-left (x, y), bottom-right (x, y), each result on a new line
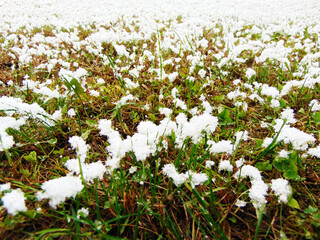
top-left (0, 19), bottom-right (320, 240)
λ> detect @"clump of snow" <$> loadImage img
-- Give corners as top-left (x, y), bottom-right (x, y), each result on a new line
top-left (0, 96), bottom-right (55, 126)
top-left (208, 140), bottom-right (233, 154)
top-left (67, 108), bottom-right (76, 117)
top-left (234, 165), bottom-right (262, 181)
top-left (245, 68), bottom-right (256, 79)
top-left (159, 107), bottom-right (173, 117)
top-left (1, 189), bottom-right (27, 215)
top-left (162, 164), bottom-right (187, 186)
top-left (205, 160), bottom-right (215, 168)
top-left (235, 158), bottom-right (245, 168)
top-left (273, 119), bottom-right (316, 150)
top-left (308, 145), bottom-right (320, 157)
top-left (309, 99), bottom-right (320, 112)
top-left (37, 176), bottom-right (84, 208)
top-left (97, 78), bottom-right (105, 85)
top-left (218, 160), bottom-right (233, 172)
top-left (260, 84), bottom-right (280, 98)
top-left (129, 166), bottom-right (137, 174)
top-left (234, 165), bottom-right (269, 209)
top-left (0, 183), bottom-right (11, 192)
top-left (162, 164), bottom-right (208, 188)
top-left (270, 99), bottom-right (280, 108)
top-left (278, 149), bottom-right (290, 158)
top-left (234, 130), bottom-right (249, 149)
top-left (77, 207), bottom-right (89, 218)
top-left (186, 171), bottom-right (208, 189)
top-left (66, 136), bottom-right (106, 182)
top-left (271, 178), bottom-right (292, 203)
top-left (280, 107), bottom-right (297, 124)
top-left (198, 69), bottom-right (206, 78)
top-left (65, 159), bottom-right (106, 183)
top-left (68, 136), bottom-right (90, 163)
top-left (249, 180), bottom-right (269, 209)
top-left (115, 94), bottom-right (137, 107)
top-left (89, 90), bottom-right (100, 97)
top-left (0, 117), bottom-right (26, 151)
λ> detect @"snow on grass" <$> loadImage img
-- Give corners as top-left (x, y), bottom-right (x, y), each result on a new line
top-left (0, 0), bottom-right (319, 238)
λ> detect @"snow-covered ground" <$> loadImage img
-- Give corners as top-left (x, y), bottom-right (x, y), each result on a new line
top-left (1, 0), bottom-right (320, 33)
top-left (0, 0), bottom-right (319, 220)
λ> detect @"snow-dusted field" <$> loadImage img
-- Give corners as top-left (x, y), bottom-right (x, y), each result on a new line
top-left (1, 0), bottom-right (320, 33)
top-left (0, 0), bottom-right (320, 239)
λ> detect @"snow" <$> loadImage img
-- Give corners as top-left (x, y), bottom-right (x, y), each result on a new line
top-left (37, 176), bottom-right (84, 208)
top-left (1, 189), bottom-right (27, 215)
top-left (1, 0), bottom-right (320, 213)
top-left (271, 178), bottom-right (292, 203)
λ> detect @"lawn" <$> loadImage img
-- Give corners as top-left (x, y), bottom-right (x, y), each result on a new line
top-left (0, 0), bottom-right (319, 239)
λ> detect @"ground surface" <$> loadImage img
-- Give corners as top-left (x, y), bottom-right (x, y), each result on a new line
top-left (0, 0), bottom-right (320, 239)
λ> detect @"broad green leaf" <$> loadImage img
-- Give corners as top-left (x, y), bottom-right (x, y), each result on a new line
top-left (81, 130), bottom-right (91, 140)
top-left (289, 151), bottom-right (298, 164)
top-left (47, 138), bottom-right (57, 145)
top-left (86, 120), bottom-right (97, 126)
top-left (274, 158), bottom-right (291, 172)
top-left (23, 151), bottom-right (37, 163)
top-left (238, 110), bottom-right (246, 118)
top-left (287, 197), bottom-right (300, 209)
top-left (255, 161), bottom-right (272, 171)
top-left (304, 205), bottom-right (318, 214)
top-left (312, 112), bottom-right (320, 124)
top-left (283, 169), bottom-right (299, 180)
top-left (217, 109), bottom-right (233, 123)
top-left (70, 78), bottom-right (84, 94)
top-left (215, 95), bottom-right (225, 103)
